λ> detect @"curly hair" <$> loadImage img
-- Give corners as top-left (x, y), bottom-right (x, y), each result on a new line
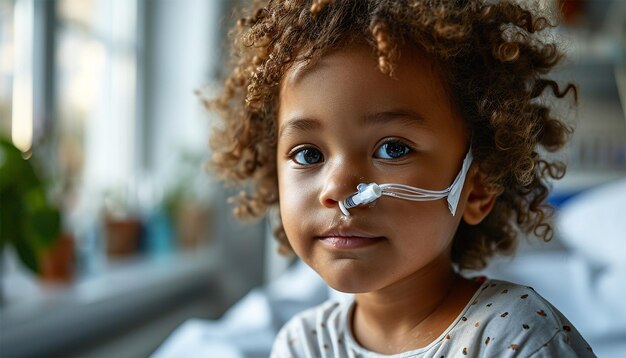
top-left (205, 0), bottom-right (577, 270)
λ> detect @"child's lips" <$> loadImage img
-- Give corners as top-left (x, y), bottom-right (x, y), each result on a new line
top-left (316, 227), bottom-right (385, 249)
top-left (317, 235), bottom-right (385, 249)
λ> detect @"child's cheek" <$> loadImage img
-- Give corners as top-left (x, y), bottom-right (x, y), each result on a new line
top-left (277, 165), bottom-right (317, 242)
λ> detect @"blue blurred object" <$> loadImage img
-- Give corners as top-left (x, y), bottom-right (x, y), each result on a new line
top-left (143, 207), bottom-right (175, 257)
top-left (548, 190), bottom-right (584, 209)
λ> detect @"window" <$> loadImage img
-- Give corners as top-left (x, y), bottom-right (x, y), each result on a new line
top-left (0, 1), bottom-right (13, 137)
top-left (56, 0), bottom-right (140, 197)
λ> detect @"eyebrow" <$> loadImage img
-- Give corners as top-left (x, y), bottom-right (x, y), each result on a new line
top-left (363, 110), bottom-right (430, 129)
top-left (278, 109), bottom-right (430, 138)
top-left (278, 117), bottom-right (322, 138)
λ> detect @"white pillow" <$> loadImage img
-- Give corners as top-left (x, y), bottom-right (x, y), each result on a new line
top-left (557, 178), bottom-right (626, 267)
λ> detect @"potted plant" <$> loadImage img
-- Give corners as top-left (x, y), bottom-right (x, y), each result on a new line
top-left (0, 138), bottom-right (67, 298)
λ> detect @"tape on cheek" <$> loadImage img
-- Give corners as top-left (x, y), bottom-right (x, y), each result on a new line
top-left (445, 149), bottom-right (473, 216)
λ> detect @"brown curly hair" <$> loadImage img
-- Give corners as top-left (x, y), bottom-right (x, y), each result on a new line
top-left (205, 0), bottom-right (577, 270)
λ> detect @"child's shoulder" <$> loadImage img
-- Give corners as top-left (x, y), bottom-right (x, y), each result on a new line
top-left (454, 278), bottom-right (595, 357)
top-left (469, 278), bottom-right (563, 325)
top-left (465, 278), bottom-right (560, 330)
top-left (271, 298), bottom-right (352, 358)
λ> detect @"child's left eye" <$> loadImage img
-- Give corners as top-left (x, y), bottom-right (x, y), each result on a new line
top-left (374, 141), bottom-right (412, 160)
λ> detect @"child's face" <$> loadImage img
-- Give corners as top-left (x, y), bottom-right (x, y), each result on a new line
top-left (276, 44), bottom-right (470, 293)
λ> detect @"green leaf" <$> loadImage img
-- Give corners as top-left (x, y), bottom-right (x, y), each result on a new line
top-left (0, 190), bottom-right (23, 247)
top-left (13, 232), bottom-right (40, 273)
top-left (0, 137), bottom-right (60, 274)
top-left (0, 138), bottom-right (39, 192)
top-left (27, 207), bottom-right (61, 248)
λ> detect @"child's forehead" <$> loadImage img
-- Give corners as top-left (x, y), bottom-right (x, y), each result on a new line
top-left (281, 42), bottom-right (442, 90)
top-left (277, 42), bottom-right (466, 141)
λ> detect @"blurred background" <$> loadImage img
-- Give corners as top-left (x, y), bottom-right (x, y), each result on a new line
top-left (0, 0), bottom-right (624, 357)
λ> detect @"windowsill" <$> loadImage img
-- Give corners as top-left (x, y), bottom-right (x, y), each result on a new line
top-left (0, 246), bottom-right (221, 357)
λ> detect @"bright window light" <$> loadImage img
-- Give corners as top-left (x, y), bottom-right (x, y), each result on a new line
top-left (11, 0), bottom-right (33, 153)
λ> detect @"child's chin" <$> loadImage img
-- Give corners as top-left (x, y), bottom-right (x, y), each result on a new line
top-left (331, 286), bottom-right (364, 294)
top-left (324, 277), bottom-right (377, 294)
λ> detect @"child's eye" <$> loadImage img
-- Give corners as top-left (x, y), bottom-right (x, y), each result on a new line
top-left (290, 147), bottom-right (324, 165)
top-left (374, 140), bottom-right (412, 160)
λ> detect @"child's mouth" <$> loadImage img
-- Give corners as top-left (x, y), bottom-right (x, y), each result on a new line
top-left (317, 235), bottom-right (385, 249)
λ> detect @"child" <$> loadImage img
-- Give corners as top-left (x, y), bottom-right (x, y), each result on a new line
top-left (207, 0), bottom-right (594, 356)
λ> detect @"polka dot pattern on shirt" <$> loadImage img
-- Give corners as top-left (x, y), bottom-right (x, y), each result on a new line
top-left (270, 279), bottom-right (596, 358)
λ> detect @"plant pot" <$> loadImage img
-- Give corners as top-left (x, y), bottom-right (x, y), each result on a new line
top-left (40, 232), bottom-right (75, 283)
top-left (175, 202), bottom-right (213, 249)
top-left (104, 216), bottom-right (142, 257)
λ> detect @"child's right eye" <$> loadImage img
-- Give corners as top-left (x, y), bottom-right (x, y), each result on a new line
top-left (290, 147), bottom-right (324, 165)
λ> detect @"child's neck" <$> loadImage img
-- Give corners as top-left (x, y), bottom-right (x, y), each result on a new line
top-left (351, 254), bottom-right (480, 354)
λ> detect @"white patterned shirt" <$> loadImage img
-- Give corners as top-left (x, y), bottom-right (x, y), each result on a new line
top-left (271, 279), bottom-right (595, 357)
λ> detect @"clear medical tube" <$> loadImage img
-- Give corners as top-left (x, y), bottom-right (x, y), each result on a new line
top-left (338, 148), bottom-right (473, 217)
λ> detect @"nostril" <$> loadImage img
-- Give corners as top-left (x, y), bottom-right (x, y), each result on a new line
top-left (318, 169), bottom-right (359, 208)
top-left (323, 198), bottom-right (338, 207)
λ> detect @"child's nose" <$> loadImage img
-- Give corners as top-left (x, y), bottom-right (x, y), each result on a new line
top-left (318, 160), bottom-right (362, 210)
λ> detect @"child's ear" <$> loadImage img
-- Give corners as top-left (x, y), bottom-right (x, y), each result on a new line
top-left (462, 167), bottom-right (498, 225)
